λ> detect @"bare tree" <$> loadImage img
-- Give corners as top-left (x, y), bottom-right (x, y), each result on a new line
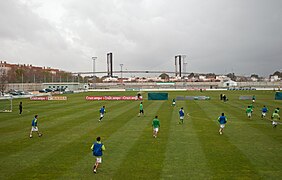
top-left (226, 73), bottom-right (237, 81)
top-left (0, 69), bottom-right (8, 95)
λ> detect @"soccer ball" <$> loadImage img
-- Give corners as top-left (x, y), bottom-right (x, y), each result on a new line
top-left (39, 133), bottom-right (43, 137)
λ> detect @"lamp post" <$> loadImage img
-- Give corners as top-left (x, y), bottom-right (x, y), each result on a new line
top-left (120, 64), bottom-right (123, 83)
top-left (59, 75), bottom-right (62, 93)
top-left (21, 72), bottom-right (23, 91)
top-left (33, 74), bottom-right (35, 91)
top-left (181, 55), bottom-right (187, 87)
top-left (181, 55), bottom-right (187, 76)
top-left (92, 57), bottom-right (97, 88)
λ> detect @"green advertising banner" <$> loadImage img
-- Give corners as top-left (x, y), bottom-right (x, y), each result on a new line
top-left (148, 93), bottom-right (168, 100)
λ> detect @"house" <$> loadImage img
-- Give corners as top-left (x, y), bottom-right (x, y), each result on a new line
top-left (216, 75), bottom-right (230, 82)
top-left (102, 77), bottom-right (118, 82)
top-left (270, 75), bottom-right (281, 82)
top-left (251, 76), bottom-right (258, 82)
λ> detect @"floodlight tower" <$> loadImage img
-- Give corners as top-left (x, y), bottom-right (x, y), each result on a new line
top-left (175, 55), bottom-right (186, 77)
top-left (92, 57), bottom-right (97, 87)
top-left (178, 55), bottom-right (182, 77)
top-left (107, 53), bottom-right (113, 77)
top-left (175, 56), bottom-right (178, 77)
top-left (182, 55), bottom-right (187, 76)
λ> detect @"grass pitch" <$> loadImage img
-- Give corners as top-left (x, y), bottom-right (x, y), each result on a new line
top-left (0, 90), bottom-right (281, 179)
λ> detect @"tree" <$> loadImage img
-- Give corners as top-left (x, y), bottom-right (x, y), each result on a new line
top-left (159, 73), bottom-right (169, 80)
top-left (272, 71), bottom-right (282, 78)
top-left (226, 73), bottom-right (236, 81)
top-left (42, 71), bottom-right (52, 83)
top-left (236, 76), bottom-right (248, 82)
top-left (188, 72), bottom-right (195, 78)
top-left (0, 69), bottom-right (8, 95)
top-left (0, 62), bottom-right (79, 83)
top-left (6, 66), bottom-right (16, 83)
top-left (250, 74), bottom-right (259, 79)
top-left (15, 68), bottom-right (25, 83)
top-left (206, 73), bottom-right (216, 78)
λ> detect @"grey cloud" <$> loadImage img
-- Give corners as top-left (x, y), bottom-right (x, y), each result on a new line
top-left (0, 0), bottom-right (281, 76)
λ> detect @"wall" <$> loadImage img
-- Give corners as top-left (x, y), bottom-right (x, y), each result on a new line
top-left (6, 83), bottom-right (43, 91)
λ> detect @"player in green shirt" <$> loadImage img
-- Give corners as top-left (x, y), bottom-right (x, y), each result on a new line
top-left (252, 95), bottom-right (256, 103)
top-left (172, 98), bottom-right (176, 107)
top-left (152, 116), bottom-right (160, 138)
top-left (271, 110), bottom-right (280, 128)
top-left (249, 103), bottom-right (254, 110)
top-left (246, 106), bottom-right (253, 118)
top-left (138, 102), bottom-right (144, 117)
top-left (275, 107), bottom-right (280, 114)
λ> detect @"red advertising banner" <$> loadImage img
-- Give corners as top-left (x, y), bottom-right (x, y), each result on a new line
top-left (30, 96), bottom-right (67, 101)
top-left (85, 96), bottom-right (142, 101)
top-left (30, 96), bottom-right (48, 101)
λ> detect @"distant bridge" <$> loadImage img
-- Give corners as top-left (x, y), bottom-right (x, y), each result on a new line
top-left (73, 70), bottom-right (190, 75)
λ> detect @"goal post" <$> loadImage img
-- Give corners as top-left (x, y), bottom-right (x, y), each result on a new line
top-left (0, 96), bottom-right (13, 112)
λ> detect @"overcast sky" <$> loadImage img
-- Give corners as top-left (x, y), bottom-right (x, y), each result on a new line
top-left (0, 0), bottom-right (281, 77)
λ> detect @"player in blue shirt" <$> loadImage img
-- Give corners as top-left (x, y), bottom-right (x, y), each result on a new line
top-left (29, 115), bottom-right (42, 138)
top-left (91, 136), bottom-right (106, 173)
top-left (99, 106), bottom-right (106, 122)
top-left (179, 107), bottom-right (185, 124)
top-left (261, 105), bottom-right (268, 118)
top-left (218, 113), bottom-right (227, 135)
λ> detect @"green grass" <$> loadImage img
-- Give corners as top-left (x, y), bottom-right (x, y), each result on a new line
top-left (0, 90), bottom-right (281, 179)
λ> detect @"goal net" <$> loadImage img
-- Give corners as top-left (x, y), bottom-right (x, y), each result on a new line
top-left (0, 96), bottom-right (12, 112)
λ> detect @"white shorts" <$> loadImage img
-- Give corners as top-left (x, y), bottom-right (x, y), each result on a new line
top-left (272, 121), bottom-right (278, 125)
top-left (247, 113), bottom-right (252, 117)
top-left (100, 113), bottom-right (104, 118)
top-left (180, 116), bottom-right (184, 120)
top-left (262, 112), bottom-right (266, 117)
top-left (172, 102), bottom-right (176, 105)
top-left (220, 124), bottom-right (225, 129)
top-left (96, 157), bottom-right (102, 163)
top-left (31, 126), bottom-right (38, 132)
top-left (154, 128), bottom-right (159, 132)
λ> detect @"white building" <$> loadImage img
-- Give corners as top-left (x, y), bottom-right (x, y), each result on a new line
top-left (216, 75), bottom-right (231, 82)
top-left (199, 75), bottom-right (207, 81)
top-left (251, 77), bottom-right (258, 82)
top-left (222, 80), bottom-right (238, 87)
top-left (102, 77), bottom-right (118, 82)
top-left (270, 75), bottom-right (281, 82)
top-left (170, 76), bottom-right (181, 82)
